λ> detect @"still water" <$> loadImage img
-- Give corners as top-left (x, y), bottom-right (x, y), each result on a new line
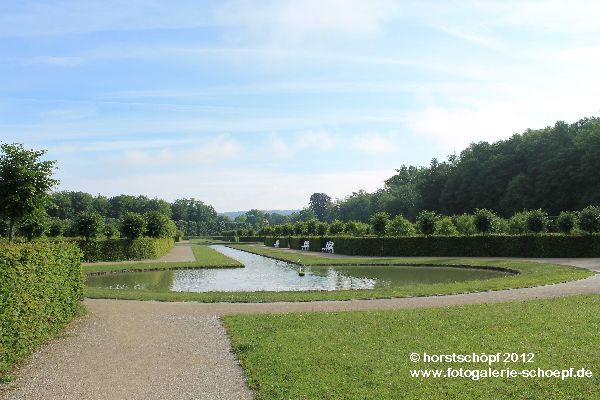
top-left (86, 245), bottom-right (509, 292)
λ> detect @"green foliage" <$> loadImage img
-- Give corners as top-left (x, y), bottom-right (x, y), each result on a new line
top-left (508, 211), bottom-right (529, 234)
top-left (316, 222), bottom-right (328, 236)
top-left (452, 214), bottom-right (476, 235)
top-left (48, 218), bottom-right (67, 237)
top-left (294, 221), bottom-right (307, 235)
top-left (386, 215), bottom-right (415, 236)
top-left (416, 210), bottom-right (437, 235)
top-left (370, 212), bottom-right (389, 236)
top-left (0, 143), bottom-right (58, 241)
top-left (306, 219), bottom-right (319, 235)
top-left (344, 220), bottom-right (369, 236)
top-left (309, 192), bottom-right (332, 220)
top-left (434, 216), bottom-right (458, 236)
top-left (329, 219), bottom-right (345, 235)
top-left (77, 237), bottom-right (174, 262)
top-left (473, 208), bottom-right (496, 234)
top-left (74, 211), bottom-right (104, 239)
top-left (145, 211), bottom-right (176, 238)
top-left (104, 223), bottom-right (119, 238)
top-left (0, 242), bottom-right (83, 378)
top-left (526, 209), bottom-right (549, 233)
top-left (120, 212), bottom-right (147, 239)
top-left (16, 209), bottom-right (49, 241)
top-left (578, 206), bottom-right (600, 234)
top-left (557, 211), bottom-right (576, 234)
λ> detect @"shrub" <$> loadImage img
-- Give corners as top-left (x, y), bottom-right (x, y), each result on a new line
top-left (526, 209), bottom-right (548, 233)
top-left (261, 225), bottom-right (274, 236)
top-left (370, 212), bottom-right (389, 236)
top-left (0, 242), bottom-right (83, 377)
top-left (306, 219), bottom-right (319, 235)
top-left (434, 216), bottom-right (458, 236)
top-left (386, 215), bottom-right (416, 236)
top-left (416, 210), bottom-right (438, 236)
top-left (508, 212), bottom-right (529, 234)
top-left (316, 222), bottom-right (329, 236)
top-left (16, 210), bottom-right (48, 241)
top-left (76, 237), bottom-right (174, 262)
top-left (453, 214), bottom-right (476, 236)
top-left (578, 206), bottom-right (600, 235)
top-left (74, 211), bottom-right (104, 239)
top-left (330, 219), bottom-right (345, 235)
top-left (48, 218), bottom-right (67, 237)
top-left (343, 220), bottom-right (368, 236)
top-left (104, 224), bottom-right (119, 238)
top-left (145, 211), bottom-right (176, 238)
top-left (474, 208), bottom-right (496, 234)
top-left (120, 212), bottom-right (147, 239)
top-left (294, 221), bottom-right (307, 235)
top-left (557, 211), bottom-right (576, 234)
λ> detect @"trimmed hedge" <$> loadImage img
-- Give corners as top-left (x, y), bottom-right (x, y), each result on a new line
top-left (76, 237), bottom-right (174, 262)
top-left (239, 236), bottom-right (265, 243)
top-left (278, 235), bottom-right (600, 258)
top-left (265, 237), bottom-right (290, 248)
top-left (1, 242), bottom-right (83, 377)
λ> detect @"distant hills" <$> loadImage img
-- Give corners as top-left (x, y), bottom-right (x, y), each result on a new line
top-left (219, 210), bottom-right (299, 219)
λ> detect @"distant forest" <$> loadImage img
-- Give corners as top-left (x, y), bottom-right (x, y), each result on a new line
top-left (34, 116), bottom-right (600, 235)
top-left (322, 117), bottom-right (600, 222)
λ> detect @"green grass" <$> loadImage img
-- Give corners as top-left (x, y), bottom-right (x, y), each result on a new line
top-left (223, 295), bottom-right (600, 399)
top-left (83, 244), bottom-right (242, 274)
top-left (84, 244), bottom-right (591, 302)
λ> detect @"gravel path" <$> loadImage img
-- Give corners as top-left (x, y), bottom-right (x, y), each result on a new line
top-left (2, 254), bottom-right (599, 400)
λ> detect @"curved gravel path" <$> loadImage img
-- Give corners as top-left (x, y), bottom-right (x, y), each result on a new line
top-left (2, 257), bottom-right (598, 400)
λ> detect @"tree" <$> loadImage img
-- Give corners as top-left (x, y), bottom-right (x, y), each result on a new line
top-left (370, 212), bottom-right (389, 236)
top-left (526, 209), bottom-right (548, 233)
top-left (329, 219), bottom-right (345, 235)
top-left (386, 215), bottom-right (416, 236)
top-left (75, 211), bottom-right (104, 239)
top-left (0, 143), bottom-right (58, 241)
top-left (578, 206), bottom-right (600, 235)
top-left (17, 209), bottom-right (49, 241)
top-left (120, 212), bottom-right (147, 239)
top-left (434, 216), bottom-right (459, 236)
top-left (473, 208), bottom-right (496, 234)
top-left (309, 193), bottom-right (332, 220)
top-left (416, 210), bottom-right (438, 235)
top-left (453, 214), bottom-right (476, 236)
top-left (48, 218), bottom-right (67, 237)
top-left (316, 222), bottom-right (329, 236)
top-left (557, 211), bottom-right (575, 234)
top-left (145, 211), bottom-right (176, 238)
top-left (294, 221), bottom-right (307, 235)
top-left (104, 223), bottom-right (119, 238)
top-left (306, 219), bottom-right (319, 235)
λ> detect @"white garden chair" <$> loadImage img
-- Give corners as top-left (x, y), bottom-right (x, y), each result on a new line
top-left (274, 240), bottom-right (280, 248)
top-left (321, 241), bottom-right (334, 253)
top-left (301, 240), bottom-right (310, 251)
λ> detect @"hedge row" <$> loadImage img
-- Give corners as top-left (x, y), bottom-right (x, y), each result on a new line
top-left (238, 236), bottom-right (265, 243)
top-left (76, 237), bottom-right (174, 262)
top-left (0, 242), bottom-right (84, 376)
top-left (266, 235), bottom-right (600, 257)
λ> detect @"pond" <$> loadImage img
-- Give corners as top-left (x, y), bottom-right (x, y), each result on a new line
top-left (86, 245), bottom-right (510, 292)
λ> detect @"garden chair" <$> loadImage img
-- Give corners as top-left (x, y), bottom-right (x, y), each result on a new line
top-left (274, 240), bottom-right (280, 248)
top-left (301, 240), bottom-right (310, 251)
top-left (321, 241), bottom-right (334, 253)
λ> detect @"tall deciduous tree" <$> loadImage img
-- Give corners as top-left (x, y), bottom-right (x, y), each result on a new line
top-left (309, 193), bottom-right (332, 221)
top-left (0, 143), bottom-right (58, 241)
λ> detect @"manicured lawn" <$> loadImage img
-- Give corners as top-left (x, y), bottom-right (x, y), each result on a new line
top-left (84, 244), bottom-right (591, 302)
top-left (83, 244), bottom-right (242, 274)
top-left (223, 295), bottom-right (600, 399)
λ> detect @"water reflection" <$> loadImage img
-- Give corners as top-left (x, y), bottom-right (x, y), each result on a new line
top-left (86, 245), bottom-right (509, 292)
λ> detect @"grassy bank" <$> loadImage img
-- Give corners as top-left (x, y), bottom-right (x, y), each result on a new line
top-left (83, 244), bottom-right (242, 275)
top-left (224, 295), bottom-right (600, 399)
top-left (84, 245), bottom-right (591, 302)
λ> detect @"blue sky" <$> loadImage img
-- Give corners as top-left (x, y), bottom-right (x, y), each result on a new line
top-left (1, 1), bottom-right (599, 211)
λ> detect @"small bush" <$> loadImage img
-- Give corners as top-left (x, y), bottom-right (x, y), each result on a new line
top-left (386, 215), bottom-right (416, 236)
top-left (294, 221), bottom-right (307, 235)
top-left (557, 211), bottom-right (576, 234)
top-left (508, 212), bottom-right (529, 234)
top-left (474, 208), bottom-right (496, 234)
top-left (434, 216), bottom-right (458, 236)
top-left (578, 206), bottom-right (600, 234)
top-left (145, 211), bottom-right (176, 238)
top-left (526, 209), bottom-right (549, 233)
top-left (316, 222), bottom-right (329, 236)
top-left (120, 212), bottom-right (147, 239)
top-left (74, 211), bottom-right (104, 239)
top-left (453, 214), bottom-right (476, 236)
top-left (370, 212), bottom-right (389, 236)
top-left (416, 211), bottom-right (438, 236)
top-left (329, 219), bottom-right (345, 235)
top-left (306, 219), bottom-right (319, 235)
